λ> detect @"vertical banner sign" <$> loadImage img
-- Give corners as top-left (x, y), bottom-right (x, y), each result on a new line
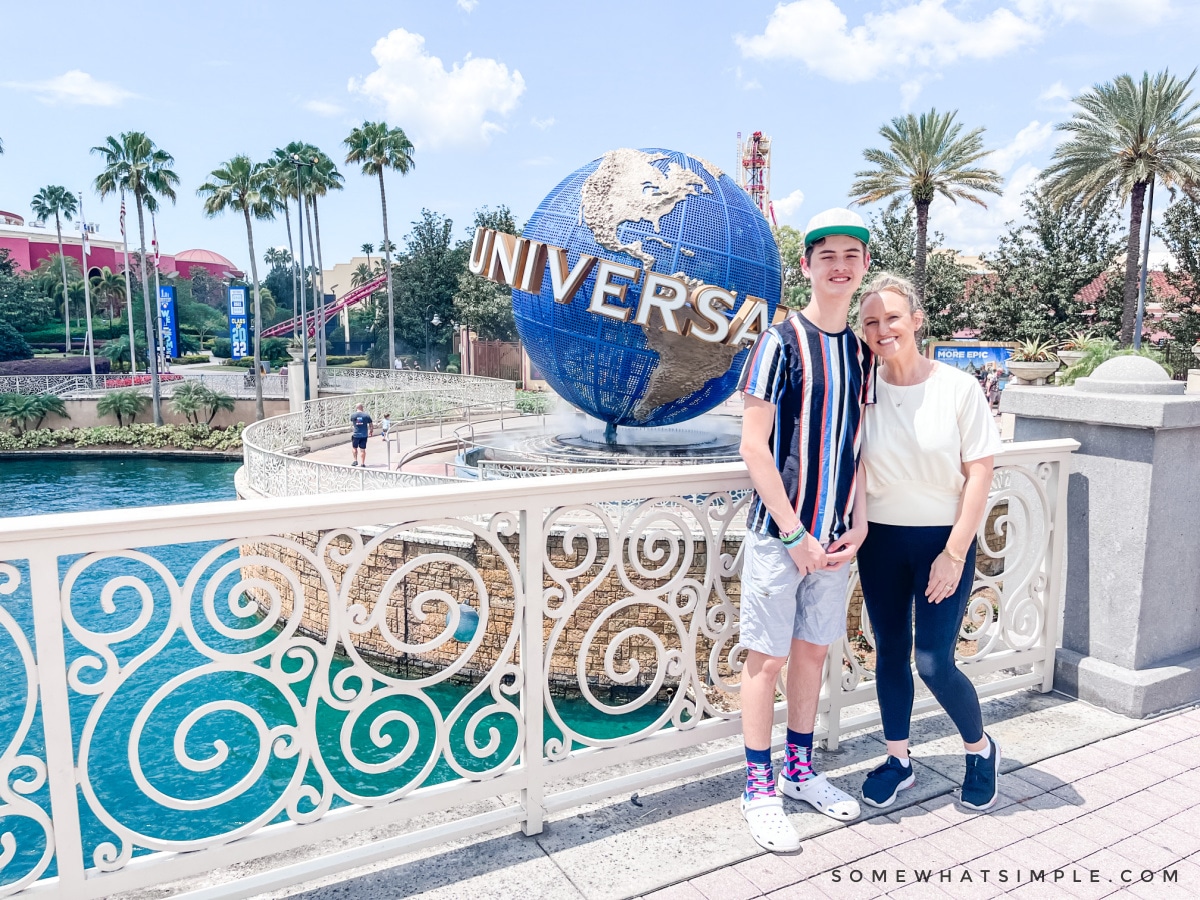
top-left (228, 286), bottom-right (249, 360)
top-left (157, 285), bottom-right (179, 359)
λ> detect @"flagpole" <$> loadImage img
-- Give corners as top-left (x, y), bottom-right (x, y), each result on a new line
top-left (78, 192), bottom-right (97, 377)
top-left (152, 211), bottom-right (166, 372)
top-left (120, 192), bottom-right (138, 375)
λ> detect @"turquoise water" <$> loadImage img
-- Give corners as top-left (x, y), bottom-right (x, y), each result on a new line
top-left (0, 457), bottom-right (662, 886)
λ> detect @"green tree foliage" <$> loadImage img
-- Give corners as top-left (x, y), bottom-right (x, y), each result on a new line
top-left (100, 334), bottom-right (148, 373)
top-left (972, 188), bottom-right (1123, 342)
top-left (170, 382), bottom-right (236, 425)
top-left (772, 225), bottom-right (810, 308)
top-left (0, 270), bottom-right (57, 334)
top-left (1156, 195), bottom-right (1200, 347)
top-left (0, 392), bottom-right (67, 434)
top-left (188, 266), bottom-right (226, 309)
top-left (96, 388), bottom-right (150, 426)
top-left (1041, 69), bottom-right (1200, 344)
top-left (0, 323), bottom-right (34, 361)
top-left (30, 185), bottom-right (79, 350)
top-left (851, 109), bottom-right (1003, 301)
top-left (452, 206), bottom-right (521, 340)
top-left (864, 199), bottom-right (973, 339)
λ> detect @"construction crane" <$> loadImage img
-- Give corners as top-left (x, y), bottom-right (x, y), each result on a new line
top-left (260, 272), bottom-right (387, 338)
top-left (736, 131), bottom-right (774, 224)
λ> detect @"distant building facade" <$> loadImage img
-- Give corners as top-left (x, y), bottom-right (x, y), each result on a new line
top-left (0, 218), bottom-right (244, 282)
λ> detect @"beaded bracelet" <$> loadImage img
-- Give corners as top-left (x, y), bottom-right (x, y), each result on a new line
top-left (780, 522), bottom-right (807, 547)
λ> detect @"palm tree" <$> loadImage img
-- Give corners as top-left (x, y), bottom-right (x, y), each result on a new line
top-left (30, 186), bottom-right (79, 353)
top-left (850, 109), bottom-right (1003, 301)
top-left (268, 145), bottom-right (307, 340)
top-left (198, 155), bottom-right (275, 421)
top-left (361, 242), bottom-right (374, 269)
top-left (1042, 70), bottom-right (1200, 345)
top-left (301, 145), bottom-right (344, 367)
top-left (96, 388), bottom-right (149, 426)
top-left (344, 121), bottom-right (415, 368)
top-left (92, 132), bottom-right (179, 425)
top-left (91, 266), bottom-right (126, 334)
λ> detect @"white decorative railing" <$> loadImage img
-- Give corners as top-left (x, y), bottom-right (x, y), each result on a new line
top-left (241, 379), bottom-right (517, 497)
top-left (0, 439), bottom-right (1075, 898)
top-left (0, 373), bottom-right (288, 400)
top-left (321, 367), bottom-right (516, 407)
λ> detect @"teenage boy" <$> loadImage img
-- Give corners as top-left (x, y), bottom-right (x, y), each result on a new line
top-left (736, 208), bottom-right (876, 852)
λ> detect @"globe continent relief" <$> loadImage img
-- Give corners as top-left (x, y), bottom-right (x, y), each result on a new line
top-left (513, 148), bottom-right (782, 427)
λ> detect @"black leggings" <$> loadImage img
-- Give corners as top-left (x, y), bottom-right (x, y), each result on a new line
top-left (858, 522), bottom-right (984, 745)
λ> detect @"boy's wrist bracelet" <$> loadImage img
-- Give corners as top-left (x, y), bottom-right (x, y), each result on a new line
top-left (779, 522), bottom-right (807, 546)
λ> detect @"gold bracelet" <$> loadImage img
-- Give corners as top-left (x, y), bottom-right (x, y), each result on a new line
top-left (943, 545), bottom-right (967, 565)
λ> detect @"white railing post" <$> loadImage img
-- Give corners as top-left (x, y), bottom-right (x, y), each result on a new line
top-left (519, 504), bottom-right (546, 836)
top-left (28, 550), bottom-right (87, 895)
top-left (1036, 452), bottom-right (1071, 692)
top-left (820, 640), bottom-right (845, 750)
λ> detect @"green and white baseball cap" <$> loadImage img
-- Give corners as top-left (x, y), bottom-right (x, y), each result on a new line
top-left (803, 208), bottom-right (871, 248)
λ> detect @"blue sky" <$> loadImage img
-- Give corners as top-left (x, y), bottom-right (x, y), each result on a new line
top-left (2, 0), bottom-right (1195, 272)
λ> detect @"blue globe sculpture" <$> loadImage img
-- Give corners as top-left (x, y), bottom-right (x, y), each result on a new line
top-left (513, 148), bottom-right (782, 428)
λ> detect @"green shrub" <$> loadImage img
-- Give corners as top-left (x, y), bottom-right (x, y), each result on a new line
top-left (1059, 340), bottom-right (1173, 386)
top-left (221, 358), bottom-right (255, 368)
top-left (515, 391), bottom-right (553, 415)
top-left (0, 422), bottom-right (245, 452)
top-left (96, 388), bottom-right (150, 426)
top-left (0, 392), bottom-right (68, 434)
top-left (211, 338), bottom-right (232, 359)
top-left (0, 323), bottom-right (33, 362)
top-left (171, 355), bottom-right (210, 365)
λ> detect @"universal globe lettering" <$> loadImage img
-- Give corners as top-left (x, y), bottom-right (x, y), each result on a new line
top-left (469, 225), bottom-right (777, 348)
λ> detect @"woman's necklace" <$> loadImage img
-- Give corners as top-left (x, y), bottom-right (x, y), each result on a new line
top-left (882, 358), bottom-right (934, 407)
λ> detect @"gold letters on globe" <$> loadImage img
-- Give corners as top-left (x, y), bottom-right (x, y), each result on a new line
top-left (469, 227), bottom-right (778, 348)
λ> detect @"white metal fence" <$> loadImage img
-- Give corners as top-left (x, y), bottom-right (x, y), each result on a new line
top-left (320, 367), bottom-right (517, 398)
top-left (0, 439), bottom-right (1075, 898)
top-left (0, 373), bottom-right (289, 400)
top-left (241, 379), bottom-right (517, 497)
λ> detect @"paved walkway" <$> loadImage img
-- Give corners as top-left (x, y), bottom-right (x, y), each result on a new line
top-left (645, 709), bottom-right (1200, 900)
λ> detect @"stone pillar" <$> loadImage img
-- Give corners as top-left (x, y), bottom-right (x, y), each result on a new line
top-left (1002, 356), bottom-right (1200, 717)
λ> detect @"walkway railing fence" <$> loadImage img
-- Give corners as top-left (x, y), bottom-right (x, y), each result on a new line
top-left (0, 438), bottom-right (1076, 899)
top-left (0, 373), bottom-right (289, 400)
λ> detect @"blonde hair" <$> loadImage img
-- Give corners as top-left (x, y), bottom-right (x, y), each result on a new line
top-left (858, 272), bottom-right (925, 339)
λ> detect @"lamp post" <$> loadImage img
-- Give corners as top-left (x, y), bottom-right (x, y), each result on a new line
top-left (424, 307), bottom-right (442, 370)
top-left (290, 154), bottom-right (312, 400)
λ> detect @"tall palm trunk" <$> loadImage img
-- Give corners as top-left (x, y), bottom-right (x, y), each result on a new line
top-left (304, 202), bottom-right (321, 368)
top-left (312, 195), bottom-right (328, 366)
top-left (1120, 179), bottom-right (1148, 346)
top-left (121, 190), bottom-right (138, 375)
top-left (283, 197), bottom-right (298, 342)
top-left (914, 199), bottom-right (931, 304)
top-left (378, 170), bottom-right (396, 368)
top-left (54, 213), bottom-right (71, 352)
top-left (244, 205), bottom-right (265, 421)
top-left (134, 196), bottom-right (162, 425)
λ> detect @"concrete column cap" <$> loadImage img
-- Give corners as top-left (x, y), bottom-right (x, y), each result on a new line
top-left (1075, 356), bottom-right (1185, 395)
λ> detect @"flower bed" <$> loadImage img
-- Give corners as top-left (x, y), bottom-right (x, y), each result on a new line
top-left (103, 373), bottom-right (185, 388)
top-left (0, 422), bottom-right (245, 452)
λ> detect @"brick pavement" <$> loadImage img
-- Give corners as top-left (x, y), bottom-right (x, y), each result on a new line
top-left (643, 708), bottom-right (1200, 899)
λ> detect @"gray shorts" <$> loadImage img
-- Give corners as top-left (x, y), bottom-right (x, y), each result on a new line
top-left (739, 528), bottom-right (851, 657)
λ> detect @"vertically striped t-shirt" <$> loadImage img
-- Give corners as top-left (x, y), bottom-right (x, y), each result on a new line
top-left (738, 313), bottom-right (875, 543)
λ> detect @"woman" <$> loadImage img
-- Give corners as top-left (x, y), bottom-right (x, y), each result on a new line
top-left (854, 273), bottom-right (1003, 811)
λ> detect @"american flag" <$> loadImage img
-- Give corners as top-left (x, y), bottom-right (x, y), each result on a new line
top-left (119, 197), bottom-right (126, 239)
top-left (152, 216), bottom-right (160, 267)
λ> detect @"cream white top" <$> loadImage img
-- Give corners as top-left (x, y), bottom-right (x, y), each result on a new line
top-left (862, 362), bottom-right (1002, 527)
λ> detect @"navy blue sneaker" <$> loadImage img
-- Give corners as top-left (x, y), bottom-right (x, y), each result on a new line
top-left (861, 756), bottom-right (916, 808)
top-left (960, 735), bottom-right (1001, 811)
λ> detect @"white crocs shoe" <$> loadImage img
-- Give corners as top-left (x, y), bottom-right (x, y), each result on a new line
top-left (741, 794), bottom-right (801, 852)
top-left (778, 771), bottom-right (861, 821)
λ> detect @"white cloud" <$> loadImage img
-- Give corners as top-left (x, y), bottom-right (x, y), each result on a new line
top-left (1037, 80), bottom-right (1075, 112)
top-left (349, 28), bottom-right (525, 148)
top-left (900, 79), bottom-right (924, 110)
top-left (987, 120), bottom-right (1054, 174)
top-left (304, 99), bottom-right (345, 117)
top-left (734, 66), bottom-right (762, 91)
top-left (1016, 0), bottom-right (1171, 28)
top-left (772, 189), bottom-right (806, 224)
top-left (736, 0), bottom-right (1041, 83)
top-left (530, 116), bottom-right (555, 130)
top-left (4, 70), bottom-right (134, 106)
top-left (456, 0), bottom-right (479, 10)
top-left (523, 156), bottom-right (555, 167)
